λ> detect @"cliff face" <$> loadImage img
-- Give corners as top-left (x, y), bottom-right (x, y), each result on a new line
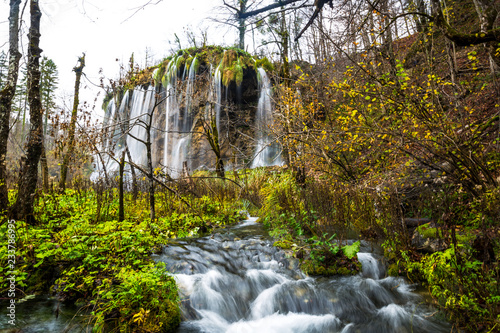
top-left (99, 46), bottom-right (281, 178)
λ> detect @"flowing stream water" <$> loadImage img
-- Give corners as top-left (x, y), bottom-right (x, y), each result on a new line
top-left (1, 218), bottom-right (451, 333)
top-left (155, 217), bottom-right (450, 333)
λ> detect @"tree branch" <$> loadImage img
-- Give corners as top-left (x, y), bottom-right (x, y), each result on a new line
top-left (238, 0), bottom-right (305, 19)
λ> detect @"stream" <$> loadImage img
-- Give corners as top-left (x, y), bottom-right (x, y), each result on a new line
top-left (0, 217), bottom-right (451, 332)
top-left (154, 217), bottom-right (451, 333)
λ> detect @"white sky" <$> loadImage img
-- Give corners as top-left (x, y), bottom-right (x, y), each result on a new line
top-left (0, 0), bottom-right (236, 120)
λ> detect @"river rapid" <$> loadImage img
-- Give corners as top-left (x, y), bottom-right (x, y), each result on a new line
top-left (154, 217), bottom-right (451, 333)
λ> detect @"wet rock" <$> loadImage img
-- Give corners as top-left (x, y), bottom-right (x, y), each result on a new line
top-left (411, 223), bottom-right (447, 253)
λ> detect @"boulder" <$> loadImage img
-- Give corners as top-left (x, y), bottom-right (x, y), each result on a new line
top-left (411, 223), bottom-right (448, 253)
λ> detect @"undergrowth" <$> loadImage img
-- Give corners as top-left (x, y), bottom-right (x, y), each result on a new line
top-left (0, 186), bottom-right (246, 332)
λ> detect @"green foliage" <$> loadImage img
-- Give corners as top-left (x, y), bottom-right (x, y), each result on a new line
top-left (255, 57), bottom-right (275, 73)
top-left (40, 56), bottom-right (58, 122)
top-left (92, 263), bottom-right (180, 333)
top-left (0, 187), bottom-right (245, 332)
top-left (415, 223), bottom-right (441, 239)
top-left (258, 170), bottom-right (361, 276)
top-left (342, 241), bottom-right (361, 259)
top-left (407, 247), bottom-right (500, 331)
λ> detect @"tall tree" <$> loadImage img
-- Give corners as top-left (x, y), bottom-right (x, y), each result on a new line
top-left (217, 0), bottom-right (263, 50)
top-left (0, 0), bottom-right (22, 211)
top-left (59, 54), bottom-right (85, 191)
top-left (40, 57), bottom-right (58, 191)
top-left (11, 0), bottom-right (42, 224)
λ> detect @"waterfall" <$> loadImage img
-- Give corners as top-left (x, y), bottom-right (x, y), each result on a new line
top-left (163, 56), bottom-right (197, 177)
top-left (213, 64), bottom-right (223, 134)
top-left (91, 100), bottom-right (117, 180)
top-left (102, 99), bottom-right (116, 150)
top-left (96, 52), bottom-right (290, 180)
top-left (127, 87), bottom-right (155, 167)
top-left (252, 68), bottom-right (283, 168)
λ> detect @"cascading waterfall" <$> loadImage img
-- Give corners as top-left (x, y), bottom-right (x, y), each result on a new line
top-left (91, 100), bottom-right (117, 180)
top-left (127, 86), bottom-right (155, 167)
top-left (155, 218), bottom-right (451, 333)
top-left (96, 52), bottom-right (290, 179)
top-left (252, 68), bottom-right (283, 168)
top-left (163, 56), bottom-right (198, 177)
top-left (213, 64), bottom-right (223, 134)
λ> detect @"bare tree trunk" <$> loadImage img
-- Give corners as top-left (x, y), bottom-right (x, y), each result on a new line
top-left (238, 0), bottom-right (247, 50)
top-left (380, 0), bottom-right (398, 78)
top-left (11, 0), bottom-right (42, 224)
top-left (0, 0), bottom-right (22, 210)
top-left (115, 93), bottom-right (138, 200)
top-left (471, 0), bottom-right (499, 73)
top-left (41, 142), bottom-right (49, 192)
top-left (280, 10), bottom-right (290, 80)
top-left (125, 146), bottom-right (138, 201)
top-left (442, 0), bottom-right (458, 85)
top-left (59, 54), bottom-right (85, 191)
top-left (205, 115), bottom-right (225, 178)
top-left (146, 104), bottom-right (155, 223)
top-left (118, 151), bottom-right (125, 222)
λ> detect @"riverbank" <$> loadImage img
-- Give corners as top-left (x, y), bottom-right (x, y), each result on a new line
top-left (0, 183), bottom-right (245, 332)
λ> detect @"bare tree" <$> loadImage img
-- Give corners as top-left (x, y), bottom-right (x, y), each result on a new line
top-left (0, 0), bottom-right (22, 210)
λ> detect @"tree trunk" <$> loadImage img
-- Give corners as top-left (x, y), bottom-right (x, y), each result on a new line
top-left (11, 0), bottom-right (42, 224)
top-left (126, 146), bottom-right (138, 201)
top-left (238, 0), bottom-right (247, 50)
top-left (41, 142), bottom-right (49, 192)
top-left (59, 54), bottom-right (85, 191)
top-left (280, 10), bottom-right (290, 80)
top-left (205, 114), bottom-right (225, 178)
top-left (0, 0), bottom-right (22, 210)
top-left (146, 111), bottom-right (155, 223)
top-left (115, 93), bottom-right (138, 201)
top-left (118, 151), bottom-right (125, 222)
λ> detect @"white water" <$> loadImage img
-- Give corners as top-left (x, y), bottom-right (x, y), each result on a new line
top-left (163, 57), bottom-right (197, 177)
top-left (127, 87), bottom-right (155, 168)
top-left (213, 64), bottom-right (223, 135)
top-left (97, 62), bottom-right (289, 180)
top-left (252, 68), bottom-right (283, 168)
top-left (155, 219), bottom-right (450, 333)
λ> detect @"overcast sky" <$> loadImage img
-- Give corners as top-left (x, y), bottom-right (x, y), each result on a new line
top-left (0, 0), bottom-right (235, 119)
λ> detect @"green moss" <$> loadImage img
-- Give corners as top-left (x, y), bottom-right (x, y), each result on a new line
top-left (255, 57), bottom-right (275, 72)
top-left (192, 56), bottom-right (200, 73)
top-left (234, 61), bottom-right (244, 86)
top-left (108, 45), bottom-right (257, 98)
top-left (153, 60), bottom-right (168, 86)
top-left (222, 49), bottom-right (238, 68)
top-left (176, 56), bottom-right (185, 70)
top-left (273, 240), bottom-right (294, 249)
top-left (416, 223), bottom-right (441, 239)
top-left (300, 260), bottom-right (338, 276)
top-left (102, 91), bottom-right (113, 111)
top-left (299, 258), bottom-right (360, 277)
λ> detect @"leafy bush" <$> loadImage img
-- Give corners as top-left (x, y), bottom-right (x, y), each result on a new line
top-left (407, 247), bottom-right (500, 331)
top-left (92, 263), bottom-right (180, 333)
